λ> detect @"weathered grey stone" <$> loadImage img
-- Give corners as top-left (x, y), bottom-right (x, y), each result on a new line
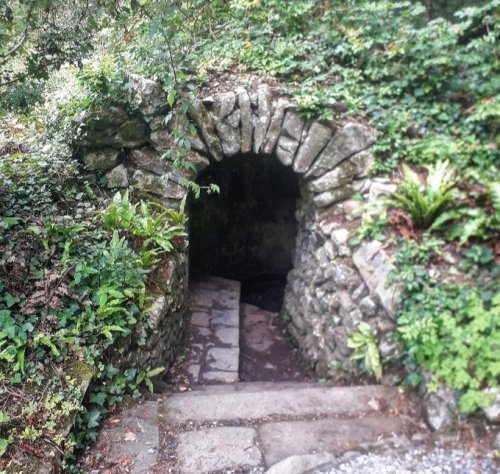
top-left (211, 92), bottom-right (241, 157)
top-left (78, 106), bottom-right (128, 132)
top-left (117, 120), bottom-right (149, 148)
top-left (176, 427), bottom-right (262, 473)
top-left (215, 327), bottom-right (239, 347)
top-left (126, 74), bottom-right (166, 116)
top-left (82, 148), bottom-right (120, 171)
top-left (275, 110), bottom-right (306, 165)
top-left (160, 384), bottom-right (402, 425)
top-left (280, 110), bottom-right (305, 141)
top-left (184, 151), bottom-right (210, 173)
top-left (253, 85), bottom-right (273, 153)
top-left (201, 371), bottom-right (239, 383)
top-left (262, 98), bottom-right (288, 155)
top-left (260, 416), bottom-right (408, 466)
top-left (481, 388), bottom-right (500, 423)
top-left (307, 160), bottom-right (356, 193)
top-left (359, 296), bottom-right (378, 318)
top-left (149, 128), bottom-right (171, 152)
top-left (90, 401), bottom-right (160, 474)
top-left (106, 164), bottom-right (129, 188)
top-left (131, 169), bottom-right (185, 200)
top-left (207, 347), bottom-right (239, 372)
top-left (188, 99), bottom-right (223, 161)
top-left (306, 122), bottom-right (377, 178)
top-left (212, 91), bottom-right (237, 119)
top-left (494, 432), bottom-right (500, 450)
top-left (423, 393), bottom-right (455, 431)
top-left (350, 149), bottom-right (375, 177)
top-left (379, 339), bottom-right (401, 358)
top-left (313, 186), bottom-right (354, 208)
top-left (129, 147), bottom-right (165, 175)
top-left (149, 115), bottom-right (165, 131)
top-left (293, 122), bottom-right (333, 174)
top-left (265, 453), bottom-right (337, 474)
top-left (237, 87), bottom-right (254, 153)
top-left (353, 241), bottom-right (400, 318)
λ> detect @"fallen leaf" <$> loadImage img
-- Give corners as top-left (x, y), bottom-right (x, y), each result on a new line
top-left (368, 397), bottom-right (380, 411)
top-left (124, 431), bottom-right (137, 442)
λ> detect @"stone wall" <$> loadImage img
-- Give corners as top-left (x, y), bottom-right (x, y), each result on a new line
top-left (75, 74), bottom-right (399, 380)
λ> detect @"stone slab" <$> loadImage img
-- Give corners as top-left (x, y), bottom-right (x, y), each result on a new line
top-left (265, 453), bottom-right (337, 474)
top-left (176, 426), bottom-right (262, 473)
top-left (259, 416), bottom-right (407, 466)
top-left (92, 401), bottom-right (159, 474)
top-left (207, 347), bottom-right (239, 371)
top-left (161, 384), bottom-right (402, 424)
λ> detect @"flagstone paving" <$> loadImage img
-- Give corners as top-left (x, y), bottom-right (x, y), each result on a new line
top-left (85, 277), bottom-right (428, 474)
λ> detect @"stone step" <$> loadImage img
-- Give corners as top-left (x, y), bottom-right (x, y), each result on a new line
top-left (187, 277), bottom-right (241, 384)
top-left (157, 383), bottom-right (415, 473)
top-left (158, 382), bottom-right (404, 425)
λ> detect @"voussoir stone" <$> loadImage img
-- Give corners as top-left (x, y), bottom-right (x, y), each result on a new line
top-left (129, 147), bottom-right (166, 175)
top-left (293, 121), bottom-right (333, 174)
top-left (105, 164), bottom-right (129, 188)
top-left (262, 98), bottom-right (288, 155)
top-left (306, 122), bottom-right (377, 177)
top-left (275, 110), bottom-right (305, 166)
top-left (253, 84), bottom-right (273, 153)
top-left (237, 87), bottom-right (254, 153)
top-left (82, 148), bottom-right (120, 171)
top-left (188, 99), bottom-right (223, 161)
top-left (212, 92), bottom-right (241, 156)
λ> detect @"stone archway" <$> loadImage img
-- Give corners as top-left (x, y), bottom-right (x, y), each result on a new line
top-left (77, 77), bottom-right (397, 379)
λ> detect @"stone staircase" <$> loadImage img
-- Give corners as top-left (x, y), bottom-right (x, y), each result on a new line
top-left (87, 278), bottom-right (420, 473)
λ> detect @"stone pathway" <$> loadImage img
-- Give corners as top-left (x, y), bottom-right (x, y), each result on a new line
top-left (85, 277), bottom-right (427, 474)
top-left (182, 277), bottom-right (241, 384)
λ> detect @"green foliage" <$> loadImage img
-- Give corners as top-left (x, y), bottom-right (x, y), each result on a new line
top-left (0, 118), bottom-right (186, 464)
top-left (429, 181), bottom-right (500, 244)
top-left (102, 191), bottom-right (186, 256)
top-left (390, 239), bottom-right (500, 414)
top-left (390, 161), bottom-right (458, 228)
top-left (347, 322), bottom-right (382, 381)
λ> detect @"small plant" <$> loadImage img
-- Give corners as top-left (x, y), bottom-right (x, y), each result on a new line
top-left (391, 160), bottom-right (458, 229)
top-left (347, 322), bottom-right (382, 381)
top-left (102, 191), bottom-right (186, 255)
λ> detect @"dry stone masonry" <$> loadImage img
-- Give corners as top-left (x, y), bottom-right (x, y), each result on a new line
top-left (75, 75), bottom-right (399, 380)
